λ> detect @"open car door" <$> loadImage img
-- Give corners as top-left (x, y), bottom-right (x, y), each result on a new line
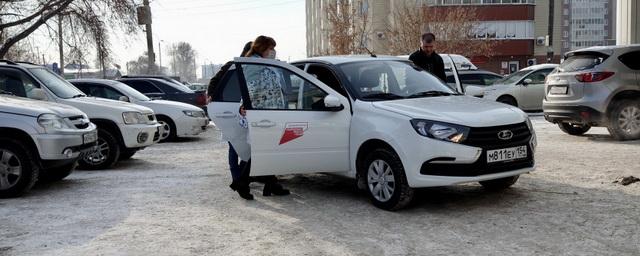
top-left (232, 57), bottom-right (352, 176)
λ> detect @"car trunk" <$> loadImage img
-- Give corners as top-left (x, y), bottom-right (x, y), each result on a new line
top-left (546, 51), bottom-right (611, 102)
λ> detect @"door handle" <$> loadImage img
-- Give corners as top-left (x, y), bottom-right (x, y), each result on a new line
top-left (214, 111), bottom-right (236, 118)
top-left (251, 120), bottom-right (276, 128)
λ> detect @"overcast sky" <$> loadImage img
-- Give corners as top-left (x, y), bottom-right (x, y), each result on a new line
top-left (36, 0), bottom-right (306, 76)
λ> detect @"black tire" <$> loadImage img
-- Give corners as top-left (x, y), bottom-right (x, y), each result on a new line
top-left (362, 148), bottom-right (414, 211)
top-left (118, 150), bottom-right (137, 161)
top-left (39, 162), bottom-right (76, 183)
top-left (78, 128), bottom-right (120, 170)
top-left (479, 175), bottom-right (520, 191)
top-left (0, 138), bottom-right (39, 198)
top-left (157, 116), bottom-right (177, 142)
top-left (497, 96), bottom-right (518, 107)
top-left (607, 99), bottom-right (640, 141)
top-left (558, 122), bottom-right (591, 136)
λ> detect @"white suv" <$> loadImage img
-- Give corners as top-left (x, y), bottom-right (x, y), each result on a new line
top-left (0, 61), bottom-right (161, 169)
top-left (209, 57), bottom-right (536, 210)
top-left (0, 95), bottom-right (97, 197)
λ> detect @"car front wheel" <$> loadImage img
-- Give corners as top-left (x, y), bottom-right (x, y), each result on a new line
top-left (558, 122), bottom-right (591, 136)
top-left (364, 148), bottom-right (413, 211)
top-left (79, 128), bottom-right (120, 170)
top-left (0, 139), bottom-right (39, 198)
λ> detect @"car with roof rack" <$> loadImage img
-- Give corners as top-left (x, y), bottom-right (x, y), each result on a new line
top-left (209, 56), bottom-right (536, 210)
top-left (0, 94), bottom-right (97, 197)
top-left (0, 60), bottom-right (161, 169)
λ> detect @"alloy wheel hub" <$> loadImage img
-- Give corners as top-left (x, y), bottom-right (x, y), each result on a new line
top-left (367, 159), bottom-right (395, 203)
top-left (619, 106), bottom-right (640, 134)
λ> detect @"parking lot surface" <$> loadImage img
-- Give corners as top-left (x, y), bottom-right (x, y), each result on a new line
top-left (1, 116), bottom-right (638, 256)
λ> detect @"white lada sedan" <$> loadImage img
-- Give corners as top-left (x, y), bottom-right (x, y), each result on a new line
top-left (209, 56), bottom-right (536, 211)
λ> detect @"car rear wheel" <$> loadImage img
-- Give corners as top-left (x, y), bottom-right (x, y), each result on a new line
top-left (558, 123), bottom-right (591, 136)
top-left (479, 175), bottom-right (519, 191)
top-left (364, 148), bottom-right (413, 211)
top-left (608, 100), bottom-right (640, 140)
top-left (157, 116), bottom-right (176, 142)
top-left (0, 139), bottom-right (39, 198)
top-left (79, 129), bottom-right (120, 170)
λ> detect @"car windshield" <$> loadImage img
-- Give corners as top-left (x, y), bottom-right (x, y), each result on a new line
top-left (493, 69), bottom-right (529, 85)
top-left (29, 67), bottom-right (85, 99)
top-left (338, 60), bottom-right (456, 101)
top-left (111, 81), bottom-right (151, 101)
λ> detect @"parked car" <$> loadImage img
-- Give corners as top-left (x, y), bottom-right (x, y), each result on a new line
top-left (118, 77), bottom-right (207, 110)
top-left (0, 60), bottom-right (161, 170)
top-left (544, 45), bottom-right (640, 140)
top-left (0, 94), bottom-right (97, 197)
top-left (70, 79), bottom-right (209, 142)
top-left (120, 75), bottom-right (190, 90)
top-left (482, 64), bottom-right (559, 111)
top-left (445, 69), bottom-right (503, 97)
top-left (210, 56), bottom-right (536, 210)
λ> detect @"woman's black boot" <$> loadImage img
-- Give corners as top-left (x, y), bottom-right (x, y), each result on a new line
top-left (263, 182), bottom-right (290, 196)
top-left (230, 181), bottom-right (254, 200)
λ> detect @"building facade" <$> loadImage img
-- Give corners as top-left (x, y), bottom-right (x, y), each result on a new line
top-left (561, 0), bottom-right (616, 55)
top-left (306, 0), bottom-right (616, 74)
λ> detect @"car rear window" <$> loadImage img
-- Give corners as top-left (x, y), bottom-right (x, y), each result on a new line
top-left (559, 52), bottom-right (609, 72)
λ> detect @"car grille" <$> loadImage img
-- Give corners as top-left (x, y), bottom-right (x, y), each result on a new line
top-left (68, 115), bottom-right (90, 129)
top-left (463, 122), bottom-right (531, 149)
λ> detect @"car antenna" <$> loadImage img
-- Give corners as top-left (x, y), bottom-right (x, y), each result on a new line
top-left (364, 47), bottom-right (377, 58)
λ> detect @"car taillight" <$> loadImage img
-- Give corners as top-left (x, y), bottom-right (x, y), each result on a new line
top-left (575, 72), bottom-right (614, 83)
top-left (196, 93), bottom-right (206, 106)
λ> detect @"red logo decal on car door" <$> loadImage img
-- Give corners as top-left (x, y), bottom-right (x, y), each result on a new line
top-left (279, 123), bottom-right (308, 145)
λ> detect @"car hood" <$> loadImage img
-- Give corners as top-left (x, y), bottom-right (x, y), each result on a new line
top-left (65, 97), bottom-right (154, 114)
top-left (0, 95), bottom-right (85, 117)
top-left (371, 96), bottom-right (526, 127)
top-left (141, 99), bottom-right (203, 111)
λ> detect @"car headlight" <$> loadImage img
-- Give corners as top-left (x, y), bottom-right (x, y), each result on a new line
top-left (410, 119), bottom-right (470, 143)
top-left (183, 110), bottom-right (205, 118)
top-left (38, 114), bottom-right (72, 132)
top-left (122, 112), bottom-right (144, 124)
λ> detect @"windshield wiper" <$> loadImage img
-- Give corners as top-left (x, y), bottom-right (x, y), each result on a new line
top-left (0, 89), bottom-right (14, 95)
top-left (407, 91), bottom-right (455, 98)
top-left (361, 92), bottom-right (405, 100)
top-left (71, 94), bottom-right (86, 98)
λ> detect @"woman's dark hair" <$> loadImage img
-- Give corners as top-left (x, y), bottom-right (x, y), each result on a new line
top-left (240, 41), bottom-right (252, 57)
top-left (245, 35), bottom-right (276, 57)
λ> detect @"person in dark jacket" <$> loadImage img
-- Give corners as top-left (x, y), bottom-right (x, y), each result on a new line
top-left (207, 41), bottom-right (252, 193)
top-left (409, 32), bottom-right (446, 82)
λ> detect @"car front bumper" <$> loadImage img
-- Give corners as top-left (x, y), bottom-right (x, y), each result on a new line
top-left (119, 123), bottom-right (162, 149)
top-left (175, 116), bottom-right (209, 137)
top-left (32, 124), bottom-right (98, 160)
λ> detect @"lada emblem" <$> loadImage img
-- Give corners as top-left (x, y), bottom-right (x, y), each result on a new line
top-left (498, 130), bottom-right (513, 140)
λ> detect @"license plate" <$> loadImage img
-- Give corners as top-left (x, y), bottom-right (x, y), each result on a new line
top-left (83, 132), bottom-right (97, 144)
top-left (549, 86), bottom-right (568, 95)
top-left (487, 146), bottom-right (527, 163)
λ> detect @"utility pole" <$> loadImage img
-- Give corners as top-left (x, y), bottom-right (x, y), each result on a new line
top-left (58, 14), bottom-right (64, 76)
top-left (141, 0), bottom-right (155, 74)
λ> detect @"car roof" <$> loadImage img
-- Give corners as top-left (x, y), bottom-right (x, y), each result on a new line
top-left (454, 69), bottom-right (501, 75)
top-left (68, 78), bottom-right (118, 84)
top-left (566, 44), bottom-right (640, 56)
top-left (293, 55), bottom-right (408, 65)
top-left (520, 63), bottom-right (559, 71)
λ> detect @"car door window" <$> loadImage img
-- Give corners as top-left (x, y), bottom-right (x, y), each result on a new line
top-left (0, 68), bottom-right (39, 98)
top-left (525, 69), bottom-right (552, 84)
top-left (460, 74), bottom-right (483, 85)
top-left (480, 74), bottom-right (502, 85)
top-left (618, 51), bottom-right (640, 70)
top-left (240, 64), bottom-right (328, 110)
top-left (124, 80), bottom-right (162, 94)
top-left (212, 69), bottom-right (242, 102)
top-left (306, 65), bottom-right (348, 97)
top-left (99, 85), bottom-right (125, 100)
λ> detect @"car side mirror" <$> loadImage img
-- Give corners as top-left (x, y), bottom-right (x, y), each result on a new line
top-left (119, 96), bottom-right (130, 102)
top-left (30, 88), bottom-right (47, 101)
top-left (522, 78), bottom-right (533, 86)
top-left (323, 95), bottom-right (344, 111)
